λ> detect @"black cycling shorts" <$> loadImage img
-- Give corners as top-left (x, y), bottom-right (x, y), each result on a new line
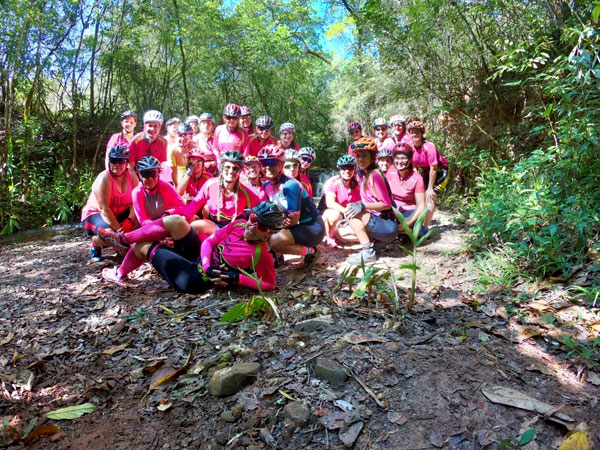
top-left (419, 166), bottom-right (449, 194)
top-left (82, 210), bottom-right (130, 236)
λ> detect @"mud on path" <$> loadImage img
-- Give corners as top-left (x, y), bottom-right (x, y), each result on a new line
top-left (0, 210), bottom-right (598, 449)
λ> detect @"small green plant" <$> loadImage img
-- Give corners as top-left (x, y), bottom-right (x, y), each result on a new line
top-left (498, 428), bottom-right (536, 450)
top-left (557, 334), bottom-right (600, 369)
top-left (569, 285), bottom-right (600, 308)
top-left (220, 269), bottom-right (282, 324)
top-left (125, 309), bottom-right (148, 322)
top-left (393, 207), bottom-right (431, 312)
top-left (335, 260), bottom-right (401, 306)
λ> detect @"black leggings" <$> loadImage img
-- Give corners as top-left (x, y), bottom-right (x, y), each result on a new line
top-left (82, 210), bottom-right (130, 237)
top-left (147, 229), bottom-right (211, 294)
top-left (420, 166), bottom-right (450, 194)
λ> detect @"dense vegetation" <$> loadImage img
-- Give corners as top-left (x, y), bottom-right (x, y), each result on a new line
top-left (1, 0), bottom-right (598, 280)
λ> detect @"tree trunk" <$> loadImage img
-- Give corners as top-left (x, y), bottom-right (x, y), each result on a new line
top-left (172, 0), bottom-right (190, 116)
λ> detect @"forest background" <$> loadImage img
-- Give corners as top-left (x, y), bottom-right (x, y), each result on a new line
top-left (0, 0), bottom-right (598, 282)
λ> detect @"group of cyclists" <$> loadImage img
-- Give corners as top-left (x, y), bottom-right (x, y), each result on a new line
top-left (81, 104), bottom-right (448, 293)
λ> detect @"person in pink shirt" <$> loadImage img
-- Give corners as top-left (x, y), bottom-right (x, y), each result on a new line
top-left (279, 122), bottom-right (300, 151)
top-left (345, 138), bottom-right (398, 265)
top-left (377, 148), bottom-right (394, 175)
top-left (282, 149), bottom-right (313, 197)
top-left (193, 112), bottom-right (214, 156)
top-left (128, 110), bottom-right (170, 184)
top-left (386, 143), bottom-right (426, 229)
top-left (99, 156), bottom-right (187, 284)
top-left (407, 119), bottom-right (449, 230)
top-left (390, 115), bottom-right (412, 145)
top-left (100, 202), bottom-right (284, 291)
top-left (298, 147), bottom-right (316, 197)
top-left (321, 155), bottom-right (361, 248)
top-left (240, 156), bottom-right (266, 201)
top-left (185, 151), bottom-right (260, 236)
top-left (372, 117), bottom-right (396, 152)
top-left (212, 104), bottom-right (250, 162)
top-left (170, 123), bottom-right (198, 186)
top-left (176, 147), bottom-right (213, 200)
top-left (346, 121), bottom-right (374, 155)
top-left (82, 145), bottom-right (139, 262)
top-left (245, 115), bottom-right (278, 158)
top-left (105, 110), bottom-right (137, 169)
top-left (239, 105), bottom-right (255, 135)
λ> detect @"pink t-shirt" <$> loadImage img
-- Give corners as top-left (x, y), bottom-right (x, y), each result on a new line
top-left (128, 132), bottom-right (170, 183)
top-left (299, 173), bottom-right (313, 198)
top-left (200, 219), bottom-right (276, 291)
top-left (355, 168), bottom-right (393, 217)
top-left (132, 179), bottom-right (186, 225)
top-left (393, 133), bottom-right (413, 146)
top-left (245, 135), bottom-right (278, 158)
top-left (411, 141), bottom-right (448, 168)
top-left (106, 132), bottom-right (131, 150)
top-left (212, 125), bottom-right (249, 159)
top-left (185, 178), bottom-right (260, 224)
top-left (240, 180), bottom-right (267, 202)
top-left (81, 171), bottom-right (134, 221)
top-left (386, 168), bottom-right (425, 211)
top-left (185, 173), bottom-right (213, 197)
top-left (376, 137), bottom-right (396, 152)
top-left (322, 175), bottom-right (361, 207)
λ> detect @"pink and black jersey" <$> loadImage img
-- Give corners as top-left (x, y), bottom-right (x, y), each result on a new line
top-left (200, 219), bottom-right (276, 290)
top-left (322, 175), bottom-right (361, 208)
top-left (245, 135), bottom-right (278, 158)
top-left (212, 125), bottom-right (249, 159)
top-left (411, 141), bottom-right (448, 169)
top-left (132, 179), bottom-right (186, 225)
top-left (386, 168), bottom-right (425, 211)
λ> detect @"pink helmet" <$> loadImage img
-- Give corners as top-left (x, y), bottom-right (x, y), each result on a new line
top-left (223, 103), bottom-right (241, 117)
top-left (257, 144), bottom-right (285, 162)
top-left (240, 105), bottom-right (251, 116)
top-left (187, 147), bottom-right (205, 160)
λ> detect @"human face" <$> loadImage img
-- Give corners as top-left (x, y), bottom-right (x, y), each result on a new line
top-left (374, 126), bottom-right (388, 139)
top-left (354, 150), bottom-right (372, 171)
top-left (283, 161), bottom-right (299, 178)
top-left (140, 169), bottom-right (159, 190)
top-left (240, 115), bottom-right (251, 129)
top-left (223, 115), bottom-right (239, 132)
top-left (349, 128), bottom-right (362, 141)
top-left (244, 213), bottom-right (270, 241)
top-left (121, 116), bottom-right (137, 134)
top-left (177, 132), bottom-right (193, 148)
top-left (392, 122), bottom-right (405, 135)
top-left (339, 164), bottom-right (356, 181)
top-left (144, 121), bottom-right (162, 142)
top-left (244, 162), bottom-right (261, 180)
top-left (377, 157), bottom-right (393, 173)
top-left (189, 120), bottom-right (200, 134)
top-left (204, 157), bottom-right (217, 174)
top-left (261, 160), bottom-right (282, 180)
top-left (166, 122), bottom-right (179, 138)
top-left (189, 157), bottom-right (204, 176)
top-left (221, 162), bottom-right (241, 183)
top-left (280, 130), bottom-right (294, 147)
top-left (108, 158), bottom-right (128, 177)
top-left (200, 120), bottom-right (212, 135)
top-left (409, 129), bottom-right (423, 146)
top-left (394, 154), bottom-right (411, 171)
top-left (300, 156), bottom-right (313, 171)
top-left (257, 126), bottom-right (272, 140)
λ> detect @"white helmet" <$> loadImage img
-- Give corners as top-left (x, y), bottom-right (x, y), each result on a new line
top-left (143, 110), bottom-right (164, 123)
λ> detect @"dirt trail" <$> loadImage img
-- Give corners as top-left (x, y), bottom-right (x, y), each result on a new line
top-left (0, 210), bottom-right (598, 449)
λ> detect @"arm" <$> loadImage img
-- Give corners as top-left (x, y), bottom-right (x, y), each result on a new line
top-left (200, 226), bottom-right (228, 271)
top-left (238, 243), bottom-right (276, 291)
top-left (426, 165), bottom-right (438, 202)
top-left (325, 192), bottom-right (346, 214)
top-left (95, 174), bottom-right (121, 230)
top-left (177, 172), bottom-right (191, 196)
top-left (132, 187), bottom-right (153, 226)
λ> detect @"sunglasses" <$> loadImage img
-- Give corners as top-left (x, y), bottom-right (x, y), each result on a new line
top-left (224, 115), bottom-right (238, 120)
top-left (284, 163), bottom-right (299, 169)
top-left (257, 126), bottom-right (271, 132)
top-left (260, 159), bottom-right (280, 167)
top-left (109, 158), bottom-right (127, 165)
top-left (350, 142), bottom-right (370, 150)
top-left (248, 213), bottom-right (269, 233)
top-left (140, 170), bottom-right (159, 179)
top-left (339, 165), bottom-right (356, 171)
top-left (301, 156), bottom-right (313, 163)
top-left (374, 126), bottom-right (387, 132)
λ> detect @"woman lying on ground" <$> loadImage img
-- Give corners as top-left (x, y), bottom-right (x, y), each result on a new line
top-left (101, 202), bottom-right (284, 292)
top-left (82, 145), bottom-right (139, 262)
top-left (321, 155), bottom-right (361, 248)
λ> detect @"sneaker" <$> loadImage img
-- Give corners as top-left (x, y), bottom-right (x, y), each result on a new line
top-left (373, 240), bottom-right (387, 254)
top-left (324, 237), bottom-right (337, 248)
top-left (90, 246), bottom-right (102, 262)
top-left (102, 267), bottom-right (128, 286)
top-left (346, 244), bottom-right (377, 265)
top-left (418, 226), bottom-right (430, 239)
top-left (303, 247), bottom-right (321, 270)
top-left (97, 227), bottom-right (129, 256)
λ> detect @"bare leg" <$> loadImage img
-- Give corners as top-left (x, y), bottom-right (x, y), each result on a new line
top-left (322, 209), bottom-right (341, 239)
top-left (190, 219), bottom-right (217, 236)
top-left (348, 212), bottom-right (371, 245)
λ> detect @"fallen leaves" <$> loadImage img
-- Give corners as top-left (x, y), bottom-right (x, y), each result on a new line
top-left (102, 339), bottom-right (132, 355)
top-left (22, 424), bottom-right (60, 444)
top-left (45, 402), bottom-right (96, 420)
top-left (0, 332), bottom-right (14, 346)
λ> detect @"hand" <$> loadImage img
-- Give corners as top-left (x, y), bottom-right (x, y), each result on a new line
top-left (207, 264), bottom-right (239, 287)
top-left (119, 217), bottom-right (134, 233)
top-left (283, 215), bottom-right (293, 228)
top-left (344, 202), bottom-right (365, 220)
top-left (426, 189), bottom-right (437, 203)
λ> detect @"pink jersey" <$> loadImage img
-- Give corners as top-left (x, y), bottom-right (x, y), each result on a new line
top-left (185, 178), bottom-right (260, 224)
top-left (393, 133), bottom-right (412, 146)
top-left (132, 179), bottom-right (186, 226)
top-left (81, 171), bottom-right (134, 221)
top-left (299, 173), bottom-right (313, 197)
top-left (193, 134), bottom-right (214, 154)
top-left (322, 175), bottom-right (361, 208)
top-left (106, 132), bottom-right (132, 150)
top-left (355, 168), bottom-right (393, 217)
top-left (245, 135), bottom-right (278, 157)
top-left (411, 141), bottom-right (448, 168)
top-left (185, 173), bottom-right (213, 197)
top-left (240, 180), bottom-right (267, 202)
top-left (376, 137), bottom-right (396, 152)
top-left (200, 219), bottom-right (276, 290)
top-left (128, 132), bottom-right (170, 183)
top-left (212, 125), bottom-right (249, 158)
top-left (386, 168), bottom-right (425, 211)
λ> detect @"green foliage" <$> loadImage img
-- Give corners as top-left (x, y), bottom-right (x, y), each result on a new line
top-left (498, 428), bottom-right (536, 450)
top-left (557, 334), bottom-right (600, 369)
